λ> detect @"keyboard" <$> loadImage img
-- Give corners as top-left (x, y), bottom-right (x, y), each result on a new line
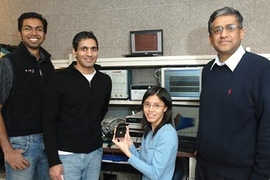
top-left (178, 135), bottom-right (196, 153)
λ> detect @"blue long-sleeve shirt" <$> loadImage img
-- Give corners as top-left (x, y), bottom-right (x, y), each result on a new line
top-left (128, 124), bottom-right (178, 180)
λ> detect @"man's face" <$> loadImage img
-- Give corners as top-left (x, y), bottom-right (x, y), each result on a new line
top-left (19, 18), bottom-right (46, 51)
top-left (209, 15), bottom-right (245, 61)
top-left (73, 38), bottom-right (98, 73)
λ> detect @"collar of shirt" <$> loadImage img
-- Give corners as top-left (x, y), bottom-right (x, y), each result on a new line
top-left (82, 68), bottom-right (96, 82)
top-left (210, 45), bottom-right (245, 72)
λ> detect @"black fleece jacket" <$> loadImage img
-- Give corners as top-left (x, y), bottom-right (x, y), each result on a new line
top-left (43, 62), bottom-right (112, 167)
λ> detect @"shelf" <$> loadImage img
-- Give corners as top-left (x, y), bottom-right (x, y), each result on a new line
top-left (52, 55), bottom-right (215, 69)
top-left (109, 100), bottom-right (199, 106)
top-left (174, 101), bottom-right (199, 106)
top-left (52, 54), bottom-right (270, 69)
top-left (96, 55), bottom-right (214, 67)
top-left (97, 54), bottom-right (270, 67)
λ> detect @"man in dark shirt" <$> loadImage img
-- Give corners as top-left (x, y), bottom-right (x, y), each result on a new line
top-left (43, 31), bottom-right (112, 180)
top-left (195, 7), bottom-right (270, 180)
top-left (0, 12), bottom-right (54, 180)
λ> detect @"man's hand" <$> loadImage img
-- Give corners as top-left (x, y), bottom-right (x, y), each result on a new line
top-left (4, 148), bottom-right (30, 170)
top-left (1, 105), bottom-right (29, 170)
top-left (49, 164), bottom-right (64, 180)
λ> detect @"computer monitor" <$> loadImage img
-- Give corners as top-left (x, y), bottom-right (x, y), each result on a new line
top-left (160, 67), bottom-right (203, 100)
top-left (129, 29), bottom-right (163, 56)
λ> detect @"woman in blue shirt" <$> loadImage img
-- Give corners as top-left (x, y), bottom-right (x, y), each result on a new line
top-left (112, 86), bottom-right (178, 180)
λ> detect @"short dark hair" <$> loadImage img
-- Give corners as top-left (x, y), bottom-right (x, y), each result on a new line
top-left (141, 86), bottom-right (173, 137)
top-left (72, 31), bottom-right (99, 51)
top-left (208, 7), bottom-right (243, 34)
top-left (18, 12), bottom-right (48, 34)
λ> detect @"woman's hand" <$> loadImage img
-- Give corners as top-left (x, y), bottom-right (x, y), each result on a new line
top-left (112, 126), bottom-right (133, 157)
top-left (125, 126), bottom-right (133, 148)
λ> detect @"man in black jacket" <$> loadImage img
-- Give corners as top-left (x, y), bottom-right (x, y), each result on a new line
top-left (0, 12), bottom-right (54, 180)
top-left (43, 31), bottom-right (112, 180)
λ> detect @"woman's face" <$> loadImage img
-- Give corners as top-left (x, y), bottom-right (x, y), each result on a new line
top-left (143, 94), bottom-right (167, 130)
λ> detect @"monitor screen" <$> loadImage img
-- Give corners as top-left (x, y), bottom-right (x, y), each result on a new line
top-left (160, 67), bottom-right (203, 100)
top-left (129, 29), bottom-right (163, 56)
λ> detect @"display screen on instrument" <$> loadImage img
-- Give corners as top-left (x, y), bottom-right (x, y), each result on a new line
top-left (161, 67), bottom-right (203, 100)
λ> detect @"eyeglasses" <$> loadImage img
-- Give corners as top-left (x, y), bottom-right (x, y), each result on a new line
top-left (21, 26), bottom-right (44, 33)
top-left (211, 24), bottom-right (240, 35)
top-left (78, 46), bottom-right (98, 52)
top-left (143, 102), bottom-right (164, 110)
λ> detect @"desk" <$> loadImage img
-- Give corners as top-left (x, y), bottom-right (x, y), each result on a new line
top-left (103, 144), bottom-right (195, 158)
top-left (102, 144), bottom-right (141, 179)
top-left (103, 144), bottom-right (196, 179)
